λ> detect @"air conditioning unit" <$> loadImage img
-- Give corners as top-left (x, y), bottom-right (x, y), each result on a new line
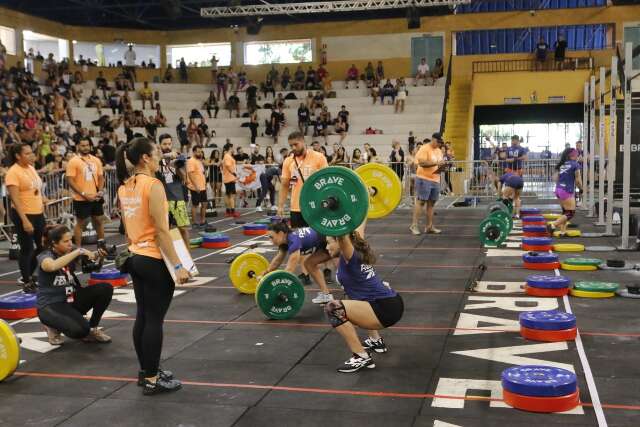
top-left (504, 97), bottom-right (522, 104)
top-left (548, 96), bottom-right (566, 103)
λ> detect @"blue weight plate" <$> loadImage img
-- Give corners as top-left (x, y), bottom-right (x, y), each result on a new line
top-left (522, 215), bottom-right (546, 223)
top-left (522, 252), bottom-right (559, 264)
top-left (523, 225), bottom-right (547, 233)
top-left (521, 208), bottom-right (541, 215)
top-left (501, 365), bottom-right (577, 397)
top-left (203, 236), bottom-right (230, 243)
top-left (0, 292), bottom-right (37, 309)
top-left (519, 311), bottom-right (577, 331)
top-left (200, 232), bottom-right (229, 240)
top-left (91, 268), bottom-right (125, 280)
top-left (243, 224), bottom-right (268, 230)
top-left (522, 237), bottom-right (553, 246)
top-left (526, 275), bottom-right (571, 289)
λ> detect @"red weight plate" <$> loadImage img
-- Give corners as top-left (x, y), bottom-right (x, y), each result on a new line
top-left (522, 244), bottom-right (553, 252)
top-left (503, 388), bottom-right (579, 413)
top-left (523, 232), bottom-right (549, 238)
top-left (520, 326), bottom-right (577, 342)
top-left (202, 241), bottom-right (231, 249)
top-left (0, 307), bottom-right (37, 320)
top-left (88, 278), bottom-right (128, 287)
top-left (525, 285), bottom-right (569, 297)
top-left (243, 230), bottom-right (267, 236)
top-left (523, 261), bottom-right (560, 271)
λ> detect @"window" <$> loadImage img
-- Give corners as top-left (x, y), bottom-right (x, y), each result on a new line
top-left (0, 25), bottom-right (16, 55)
top-left (23, 30), bottom-right (68, 60)
top-left (166, 43), bottom-right (231, 68)
top-left (244, 39), bottom-right (312, 65)
top-left (73, 42), bottom-right (160, 67)
top-left (480, 123), bottom-right (582, 157)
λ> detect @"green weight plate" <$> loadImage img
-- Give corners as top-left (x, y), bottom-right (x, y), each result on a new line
top-left (489, 210), bottom-right (513, 232)
top-left (255, 271), bottom-right (305, 320)
top-left (574, 281), bottom-right (619, 293)
top-left (255, 218), bottom-right (272, 225)
top-left (190, 237), bottom-right (203, 245)
top-left (300, 166), bottom-right (369, 236)
top-left (563, 257), bottom-right (603, 267)
top-left (479, 217), bottom-right (509, 247)
top-left (487, 202), bottom-right (509, 216)
top-left (497, 198), bottom-right (514, 214)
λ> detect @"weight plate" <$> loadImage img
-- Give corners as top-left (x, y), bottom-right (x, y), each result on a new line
top-left (520, 326), bottom-right (577, 342)
top-left (255, 218), bottom-right (272, 225)
top-left (543, 213), bottom-right (562, 220)
top-left (525, 286), bottom-right (569, 297)
top-left (190, 237), bottom-right (203, 245)
top-left (574, 281), bottom-right (619, 293)
top-left (243, 224), bottom-right (268, 231)
top-left (255, 270), bottom-right (305, 319)
top-left (202, 241), bottom-right (231, 249)
top-left (0, 307), bottom-right (37, 320)
top-left (553, 243), bottom-right (585, 252)
top-left (88, 278), bottom-right (128, 287)
top-left (519, 311), bottom-right (576, 330)
top-left (580, 232), bottom-right (606, 238)
top-left (0, 319), bottom-right (20, 382)
top-left (606, 259), bottom-right (625, 268)
top-left (0, 292), bottom-right (37, 310)
top-left (563, 257), bottom-right (603, 267)
top-left (570, 289), bottom-right (615, 298)
top-left (503, 389), bottom-right (580, 413)
top-left (300, 166), bottom-right (369, 237)
top-left (355, 163), bottom-right (402, 219)
top-left (523, 232), bottom-right (549, 238)
top-left (561, 263), bottom-right (597, 271)
top-left (522, 215), bottom-right (546, 223)
top-left (523, 225), bottom-right (547, 233)
top-left (270, 216), bottom-right (289, 223)
top-left (526, 275), bottom-right (571, 289)
top-left (487, 202), bottom-right (509, 216)
top-left (201, 233), bottom-right (230, 243)
top-left (585, 246), bottom-right (617, 252)
top-left (523, 261), bottom-right (560, 271)
top-left (598, 263), bottom-right (636, 271)
top-left (229, 253), bottom-right (269, 294)
top-left (522, 252), bottom-right (559, 264)
top-left (500, 198), bottom-right (514, 213)
top-left (479, 217), bottom-right (509, 247)
top-left (243, 229), bottom-right (268, 236)
top-left (90, 269), bottom-right (125, 280)
top-left (489, 210), bottom-right (513, 232)
top-left (520, 208), bottom-right (541, 216)
top-left (553, 230), bottom-right (582, 238)
top-left (522, 237), bottom-right (553, 246)
top-left (616, 288), bottom-right (640, 299)
top-left (522, 244), bottom-right (553, 252)
top-left (501, 365), bottom-right (577, 397)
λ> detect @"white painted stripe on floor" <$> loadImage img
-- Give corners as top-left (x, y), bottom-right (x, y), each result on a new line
top-left (486, 249), bottom-right (523, 257)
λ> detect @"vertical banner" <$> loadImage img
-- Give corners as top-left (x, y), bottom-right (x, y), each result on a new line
top-left (581, 82), bottom-right (589, 210)
top-left (606, 56), bottom-right (617, 236)
top-left (597, 67), bottom-right (606, 225)
top-left (621, 42), bottom-right (633, 248)
top-left (588, 76), bottom-right (596, 217)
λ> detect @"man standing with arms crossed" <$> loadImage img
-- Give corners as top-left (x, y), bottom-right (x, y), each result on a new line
top-left (158, 134), bottom-right (190, 245)
top-left (66, 137), bottom-right (108, 251)
top-left (410, 132), bottom-right (445, 235)
top-left (222, 142), bottom-right (239, 218)
top-left (186, 145), bottom-right (208, 228)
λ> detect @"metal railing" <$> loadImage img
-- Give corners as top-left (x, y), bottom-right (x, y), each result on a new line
top-left (472, 57), bottom-right (593, 74)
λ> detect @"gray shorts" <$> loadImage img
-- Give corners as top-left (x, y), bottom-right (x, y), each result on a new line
top-left (415, 177), bottom-right (440, 202)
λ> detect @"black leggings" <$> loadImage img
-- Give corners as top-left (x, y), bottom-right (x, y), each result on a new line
top-left (256, 173), bottom-right (275, 207)
top-left (10, 210), bottom-right (45, 282)
top-left (249, 123), bottom-right (258, 144)
top-left (129, 254), bottom-right (175, 377)
top-left (38, 283), bottom-right (113, 339)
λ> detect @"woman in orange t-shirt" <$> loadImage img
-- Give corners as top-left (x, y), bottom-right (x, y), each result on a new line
top-left (115, 137), bottom-right (190, 396)
top-left (5, 143), bottom-right (46, 293)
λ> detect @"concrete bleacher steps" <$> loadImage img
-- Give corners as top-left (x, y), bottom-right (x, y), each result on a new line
top-left (442, 82), bottom-right (471, 160)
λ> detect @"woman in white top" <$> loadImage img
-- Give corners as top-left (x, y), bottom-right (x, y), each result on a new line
top-left (395, 78), bottom-right (408, 114)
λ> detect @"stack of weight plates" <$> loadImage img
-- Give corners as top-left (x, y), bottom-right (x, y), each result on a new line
top-left (522, 215), bottom-right (546, 226)
top-left (525, 274), bottom-right (571, 297)
top-left (501, 366), bottom-right (579, 413)
top-left (0, 292), bottom-right (37, 319)
top-left (520, 208), bottom-right (541, 218)
top-left (519, 310), bottom-right (577, 342)
top-left (560, 257), bottom-right (602, 271)
top-left (89, 268), bottom-right (129, 287)
top-left (522, 237), bottom-right (553, 251)
top-left (523, 252), bottom-right (560, 271)
top-left (243, 224), bottom-right (268, 236)
top-left (189, 237), bottom-right (203, 249)
top-left (523, 225), bottom-right (548, 238)
top-left (201, 233), bottom-right (231, 249)
top-left (570, 281), bottom-right (619, 298)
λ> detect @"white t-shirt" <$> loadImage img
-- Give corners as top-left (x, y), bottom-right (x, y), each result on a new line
top-left (124, 50), bottom-right (136, 66)
top-left (211, 57), bottom-right (218, 70)
top-left (417, 63), bottom-right (430, 74)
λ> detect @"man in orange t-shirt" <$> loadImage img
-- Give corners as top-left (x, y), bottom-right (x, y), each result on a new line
top-left (66, 137), bottom-right (105, 247)
top-left (222, 142), bottom-right (238, 218)
top-left (411, 132), bottom-right (445, 235)
top-left (187, 145), bottom-right (208, 227)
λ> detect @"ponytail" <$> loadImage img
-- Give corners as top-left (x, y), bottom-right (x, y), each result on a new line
top-left (115, 137), bottom-right (155, 184)
top-left (9, 143), bottom-right (28, 165)
top-left (349, 230), bottom-right (376, 265)
top-left (555, 147), bottom-right (572, 171)
top-left (268, 221), bottom-right (291, 235)
top-left (43, 224), bottom-right (70, 248)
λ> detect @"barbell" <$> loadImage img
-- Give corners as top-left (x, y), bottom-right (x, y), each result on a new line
top-left (479, 200), bottom-right (514, 247)
top-left (0, 319), bottom-right (20, 382)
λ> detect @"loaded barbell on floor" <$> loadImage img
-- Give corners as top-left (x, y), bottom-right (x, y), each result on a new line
top-left (0, 319), bottom-right (20, 382)
top-left (479, 204), bottom-right (514, 247)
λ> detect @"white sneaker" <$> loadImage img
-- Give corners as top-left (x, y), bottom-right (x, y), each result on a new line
top-left (256, 206), bottom-right (263, 212)
top-left (311, 292), bottom-right (334, 304)
top-left (409, 225), bottom-right (421, 235)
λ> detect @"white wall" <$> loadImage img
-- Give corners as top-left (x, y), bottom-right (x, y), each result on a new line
top-left (322, 32), bottom-right (443, 61)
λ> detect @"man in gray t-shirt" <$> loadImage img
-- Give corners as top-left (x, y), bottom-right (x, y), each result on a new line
top-left (158, 134), bottom-right (190, 245)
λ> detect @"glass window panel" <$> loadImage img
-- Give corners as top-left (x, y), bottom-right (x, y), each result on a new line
top-left (244, 39), bottom-right (312, 65)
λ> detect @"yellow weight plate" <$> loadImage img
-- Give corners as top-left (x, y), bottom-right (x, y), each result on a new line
top-left (570, 289), bottom-right (615, 298)
top-left (229, 253), bottom-right (269, 294)
top-left (0, 319), bottom-right (20, 382)
top-left (560, 263), bottom-right (597, 271)
top-left (553, 243), bottom-right (585, 252)
top-left (553, 229), bottom-right (581, 238)
top-left (355, 164), bottom-right (402, 219)
top-left (543, 213), bottom-right (561, 220)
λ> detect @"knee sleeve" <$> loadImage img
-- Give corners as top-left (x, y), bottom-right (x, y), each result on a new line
top-left (565, 210), bottom-right (575, 221)
top-left (324, 300), bottom-right (348, 328)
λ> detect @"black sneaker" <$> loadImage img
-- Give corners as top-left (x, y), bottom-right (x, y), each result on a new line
top-left (22, 280), bottom-right (37, 294)
top-left (323, 268), bottom-right (334, 284)
top-left (362, 337), bottom-right (388, 354)
top-left (142, 376), bottom-right (182, 396)
top-left (137, 368), bottom-right (174, 386)
top-left (337, 353), bottom-right (375, 373)
top-left (546, 223), bottom-right (554, 236)
top-left (97, 240), bottom-right (117, 260)
top-left (298, 273), bottom-right (312, 286)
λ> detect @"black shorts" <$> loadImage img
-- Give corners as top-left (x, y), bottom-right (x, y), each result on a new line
top-left (224, 182), bottom-right (236, 195)
top-left (368, 294), bottom-right (404, 328)
top-left (73, 200), bottom-right (104, 220)
top-left (190, 190), bottom-right (207, 206)
top-left (290, 211), bottom-right (308, 228)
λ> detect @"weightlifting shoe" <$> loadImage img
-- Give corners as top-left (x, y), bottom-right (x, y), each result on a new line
top-left (256, 206), bottom-right (263, 212)
top-left (426, 227), bottom-right (442, 234)
top-left (311, 292), bottom-right (334, 304)
top-left (298, 273), bottom-right (312, 286)
top-left (83, 327), bottom-right (112, 343)
top-left (142, 376), bottom-right (182, 396)
top-left (409, 225), bottom-right (421, 235)
top-left (44, 326), bottom-right (64, 346)
top-left (22, 280), bottom-right (37, 294)
top-left (362, 337), bottom-right (388, 353)
top-left (138, 368), bottom-right (174, 386)
top-left (337, 353), bottom-right (375, 373)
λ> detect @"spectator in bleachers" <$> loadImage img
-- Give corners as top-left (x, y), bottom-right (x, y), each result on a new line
top-left (322, 71), bottom-right (333, 92)
top-left (70, 79), bottom-right (83, 107)
top-left (414, 58), bottom-right (430, 86)
top-left (312, 91), bottom-right (325, 110)
top-left (248, 107), bottom-right (259, 145)
top-left (250, 144), bottom-right (262, 164)
top-left (139, 81), bottom-right (153, 110)
top-left (187, 118), bottom-right (200, 147)
top-left (389, 140), bottom-right (405, 181)
top-left (535, 37), bottom-right (550, 70)
top-left (267, 65), bottom-right (280, 89)
top-left (270, 105), bottom-right (285, 144)
top-left (148, 58), bottom-right (156, 69)
top-left (395, 77), bottom-right (407, 113)
top-left (376, 61), bottom-right (385, 80)
top-left (187, 145), bottom-right (208, 227)
top-left (205, 149), bottom-right (222, 207)
top-left (297, 102), bottom-right (310, 135)
top-left (176, 117), bottom-right (189, 153)
top-left (154, 103), bottom-right (167, 127)
top-left (430, 58), bottom-right (444, 84)
top-left (237, 68), bottom-right (248, 91)
top-left (275, 93), bottom-right (286, 109)
top-left (345, 64), bottom-right (359, 89)
top-left (123, 45), bottom-right (136, 80)
top-left (234, 146), bottom-right (249, 163)
top-left (145, 115), bottom-right (158, 140)
top-left (198, 117), bottom-right (214, 147)
top-left (210, 54), bottom-right (219, 82)
top-left (380, 79), bottom-right (396, 105)
top-left (262, 74), bottom-right (276, 99)
top-left (305, 66), bottom-right (317, 90)
top-left (330, 146), bottom-right (350, 167)
top-left (281, 67), bottom-right (291, 90)
top-left (227, 67), bottom-right (237, 91)
top-left (370, 78), bottom-right (380, 104)
top-left (203, 90), bottom-right (220, 119)
top-left (334, 114), bottom-right (347, 144)
top-left (162, 64), bottom-right (173, 83)
top-left (554, 34), bottom-right (568, 70)
top-left (53, 92), bottom-right (69, 122)
top-left (293, 66), bottom-right (305, 90)
top-left (179, 58), bottom-right (188, 83)
top-left (265, 146), bottom-right (276, 165)
top-left (246, 81), bottom-right (258, 111)
top-left (317, 106), bottom-right (331, 144)
top-left (226, 91), bottom-right (241, 118)
top-left (364, 62), bottom-right (375, 87)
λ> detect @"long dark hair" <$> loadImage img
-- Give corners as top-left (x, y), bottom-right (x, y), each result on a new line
top-left (349, 230), bottom-right (376, 265)
top-left (555, 147), bottom-right (574, 171)
top-left (268, 221), bottom-right (291, 235)
top-left (43, 224), bottom-right (70, 248)
top-left (115, 136), bottom-right (155, 183)
top-left (9, 143), bottom-right (29, 165)
top-left (210, 149), bottom-right (220, 161)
